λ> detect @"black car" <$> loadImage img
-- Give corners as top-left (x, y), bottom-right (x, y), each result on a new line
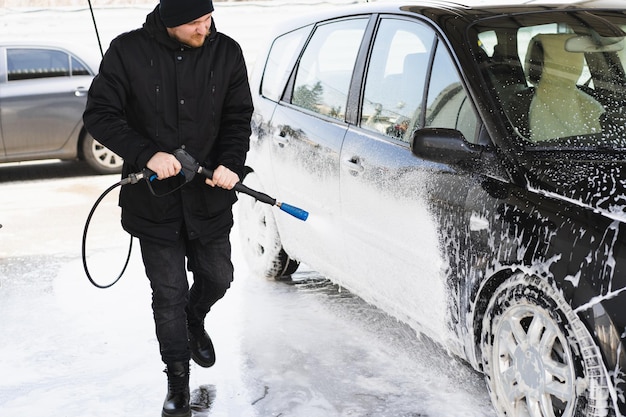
top-left (238, 1), bottom-right (626, 416)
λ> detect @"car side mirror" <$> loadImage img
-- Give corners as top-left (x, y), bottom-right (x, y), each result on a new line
top-left (411, 128), bottom-right (483, 165)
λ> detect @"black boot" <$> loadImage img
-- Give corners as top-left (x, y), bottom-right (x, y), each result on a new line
top-left (162, 361), bottom-right (190, 417)
top-left (188, 324), bottom-right (216, 368)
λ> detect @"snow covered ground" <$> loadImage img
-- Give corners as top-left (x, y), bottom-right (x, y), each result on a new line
top-left (0, 164), bottom-right (496, 416)
top-left (0, 3), bottom-right (497, 416)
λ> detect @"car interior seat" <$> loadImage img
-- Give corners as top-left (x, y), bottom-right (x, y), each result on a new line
top-left (381, 54), bottom-right (424, 113)
top-left (525, 33), bottom-right (604, 142)
top-left (487, 44), bottom-right (528, 94)
top-left (479, 39), bottom-right (534, 138)
top-left (398, 53), bottom-right (424, 113)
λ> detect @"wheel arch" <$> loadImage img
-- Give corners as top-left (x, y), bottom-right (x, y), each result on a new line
top-left (468, 267), bottom-right (520, 370)
top-left (474, 271), bottom-right (616, 416)
top-left (469, 268), bottom-right (603, 367)
top-left (76, 125), bottom-right (91, 161)
top-left (470, 266), bottom-right (626, 390)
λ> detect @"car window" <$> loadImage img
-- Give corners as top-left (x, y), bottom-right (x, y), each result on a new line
top-left (261, 26), bottom-right (311, 101)
top-left (71, 56), bottom-right (91, 76)
top-left (7, 48), bottom-right (71, 81)
top-left (291, 18), bottom-right (368, 121)
top-left (425, 43), bottom-right (479, 143)
top-left (360, 18), bottom-right (434, 143)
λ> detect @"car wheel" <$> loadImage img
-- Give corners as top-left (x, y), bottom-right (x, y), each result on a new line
top-left (480, 273), bottom-right (610, 417)
top-left (82, 132), bottom-right (123, 174)
top-left (237, 171), bottom-right (299, 280)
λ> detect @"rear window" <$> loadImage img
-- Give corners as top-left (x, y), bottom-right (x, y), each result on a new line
top-left (261, 26), bottom-right (311, 101)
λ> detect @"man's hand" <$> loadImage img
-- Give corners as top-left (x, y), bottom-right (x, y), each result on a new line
top-left (206, 165), bottom-right (240, 190)
top-left (146, 152), bottom-right (182, 180)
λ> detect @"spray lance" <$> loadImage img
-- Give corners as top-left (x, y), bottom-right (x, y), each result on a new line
top-left (178, 149), bottom-right (308, 220)
top-left (124, 148), bottom-right (309, 220)
top-left (82, 148), bottom-right (308, 288)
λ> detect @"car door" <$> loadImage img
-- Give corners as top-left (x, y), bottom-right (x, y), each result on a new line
top-left (0, 47), bottom-right (92, 158)
top-left (268, 17), bottom-right (370, 273)
top-left (340, 16), bottom-right (482, 345)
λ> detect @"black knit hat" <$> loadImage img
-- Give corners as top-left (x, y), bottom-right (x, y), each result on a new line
top-left (159, 0), bottom-right (214, 28)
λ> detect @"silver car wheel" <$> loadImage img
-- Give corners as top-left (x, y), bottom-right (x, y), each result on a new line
top-left (82, 132), bottom-right (123, 174)
top-left (481, 274), bottom-right (611, 417)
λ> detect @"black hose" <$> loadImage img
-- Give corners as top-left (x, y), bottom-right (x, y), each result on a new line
top-left (82, 181), bottom-right (133, 289)
top-left (81, 170), bottom-right (180, 289)
top-left (82, 149), bottom-right (307, 289)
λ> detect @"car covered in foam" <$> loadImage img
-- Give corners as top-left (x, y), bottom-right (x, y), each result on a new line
top-left (238, 1), bottom-right (626, 415)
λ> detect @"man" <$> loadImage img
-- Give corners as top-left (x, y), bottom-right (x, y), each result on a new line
top-left (83, 0), bottom-right (253, 416)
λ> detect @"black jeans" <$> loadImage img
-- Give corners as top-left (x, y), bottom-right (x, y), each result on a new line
top-left (139, 233), bottom-right (233, 364)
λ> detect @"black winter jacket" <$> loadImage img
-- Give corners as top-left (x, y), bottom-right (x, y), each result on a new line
top-left (83, 6), bottom-right (253, 244)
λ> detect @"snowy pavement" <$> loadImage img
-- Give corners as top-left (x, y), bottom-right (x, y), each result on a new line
top-left (0, 163), bottom-right (496, 417)
top-left (0, 3), bottom-right (497, 416)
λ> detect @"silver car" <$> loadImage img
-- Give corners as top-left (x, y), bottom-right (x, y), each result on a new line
top-left (0, 42), bottom-right (122, 174)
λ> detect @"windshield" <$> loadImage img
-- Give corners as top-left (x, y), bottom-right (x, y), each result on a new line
top-left (471, 11), bottom-right (626, 149)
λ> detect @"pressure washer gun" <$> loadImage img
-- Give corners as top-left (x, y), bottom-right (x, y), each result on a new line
top-left (123, 148), bottom-right (308, 221)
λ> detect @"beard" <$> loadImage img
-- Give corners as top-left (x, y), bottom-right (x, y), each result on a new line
top-left (170, 30), bottom-right (210, 49)
top-left (185, 32), bottom-right (209, 48)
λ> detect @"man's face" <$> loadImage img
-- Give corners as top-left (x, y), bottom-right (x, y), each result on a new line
top-left (166, 13), bottom-right (212, 48)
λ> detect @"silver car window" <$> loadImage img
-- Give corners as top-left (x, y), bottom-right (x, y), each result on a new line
top-left (7, 48), bottom-right (70, 81)
top-left (71, 56), bottom-right (91, 76)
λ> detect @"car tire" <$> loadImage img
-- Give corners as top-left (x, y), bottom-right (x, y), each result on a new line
top-left (480, 273), bottom-right (611, 417)
top-left (237, 171), bottom-right (299, 280)
top-left (81, 132), bottom-right (123, 174)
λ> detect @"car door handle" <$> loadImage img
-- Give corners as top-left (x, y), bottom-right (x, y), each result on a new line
top-left (273, 133), bottom-right (289, 148)
top-left (343, 157), bottom-right (364, 174)
top-left (74, 87), bottom-right (88, 97)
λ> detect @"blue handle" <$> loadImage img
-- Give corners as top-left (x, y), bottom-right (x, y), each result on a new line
top-left (279, 203), bottom-right (309, 221)
top-left (143, 168), bottom-right (158, 182)
top-left (144, 168), bottom-right (185, 182)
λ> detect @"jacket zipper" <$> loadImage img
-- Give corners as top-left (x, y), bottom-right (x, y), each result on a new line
top-left (210, 71), bottom-right (215, 139)
top-left (155, 84), bottom-right (161, 137)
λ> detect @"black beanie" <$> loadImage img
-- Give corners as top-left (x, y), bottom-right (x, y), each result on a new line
top-left (159, 0), bottom-right (214, 28)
